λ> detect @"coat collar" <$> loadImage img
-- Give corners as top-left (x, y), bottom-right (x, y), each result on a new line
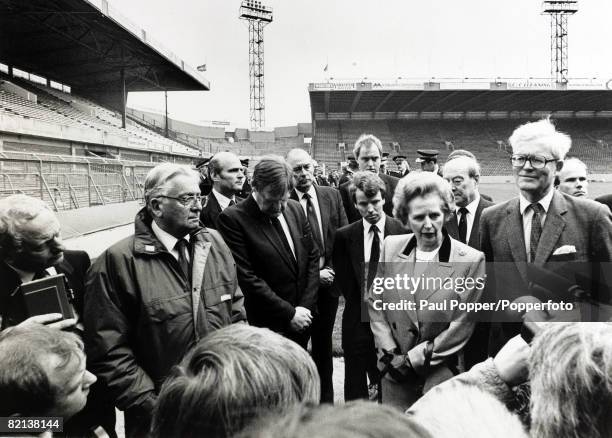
top-left (401, 230), bottom-right (452, 262)
top-left (133, 208), bottom-right (208, 256)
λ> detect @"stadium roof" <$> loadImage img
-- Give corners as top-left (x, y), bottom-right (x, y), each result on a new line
top-left (0, 0), bottom-right (209, 93)
top-left (309, 78), bottom-right (612, 120)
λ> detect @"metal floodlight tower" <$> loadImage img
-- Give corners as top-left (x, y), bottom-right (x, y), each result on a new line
top-left (239, 0), bottom-right (273, 129)
top-left (542, 1), bottom-right (578, 84)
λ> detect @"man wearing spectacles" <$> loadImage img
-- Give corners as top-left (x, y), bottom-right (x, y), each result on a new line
top-left (200, 151), bottom-right (245, 229)
top-left (84, 163), bottom-right (246, 437)
top-left (480, 118), bottom-right (612, 355)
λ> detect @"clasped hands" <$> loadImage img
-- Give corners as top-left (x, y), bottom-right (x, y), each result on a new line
top-left (289, 306), bottom-right (312, 332)
top-left (380, 349), bottom-right (418, 383)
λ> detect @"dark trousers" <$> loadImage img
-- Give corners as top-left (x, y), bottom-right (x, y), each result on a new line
top-left (310, 291), bottom-right (339, 403)
top-left (344, 348), bottom-right (379, 401)
top-left (285, 327), bottom-right (311, 350)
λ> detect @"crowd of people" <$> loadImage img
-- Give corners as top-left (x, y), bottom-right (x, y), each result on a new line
top-left (1, 116), bottom-right (611, 437)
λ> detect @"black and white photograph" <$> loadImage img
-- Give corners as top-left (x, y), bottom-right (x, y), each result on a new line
top-left (1, 0), bottom-right (612, 436)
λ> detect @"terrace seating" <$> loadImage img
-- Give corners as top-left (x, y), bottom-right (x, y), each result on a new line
top-left (313, 119), bottom-right (612, 176)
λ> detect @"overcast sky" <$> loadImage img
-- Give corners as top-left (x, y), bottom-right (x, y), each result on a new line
top-left (106, 0), bottom-right (612, 129)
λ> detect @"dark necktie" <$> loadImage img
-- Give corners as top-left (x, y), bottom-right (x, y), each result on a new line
top-left (367, 224), bottom-right (381, 290)
top-left (302, 193), bottom-right (324, 255)
top-left (529, 203), bottom-right (544, 262)
top-left (457, 207), bottom-right (469, 244)
top-left (228, 199), bottom-right (236, 207)
top-left (175, 239), bottom-right (191, 282)
top-left (270, 217), bottom-right (295, 261)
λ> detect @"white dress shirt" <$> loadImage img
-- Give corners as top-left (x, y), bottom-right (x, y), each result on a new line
top-left (294, 186), bottom-right (325, 247)
top-left (212, 188), bottom-right (236, 211)
top-left (363, 215), bottom-right (386, 263)
top-left (295, 186), bottom-right (325, 267)
top-left (152, 220), bottom-right (191, 262)
top-left (519, 188), bottom-right (554, 262)
top-left (277, 213), bottom-right (296, 259)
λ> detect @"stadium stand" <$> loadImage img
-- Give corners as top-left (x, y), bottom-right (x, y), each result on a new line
top-left (0, 75), bottom-right (200, 158)
top-left (127, 108), bottom-right (312, 159)
top-left (309, 81), bottom-right (612, 176)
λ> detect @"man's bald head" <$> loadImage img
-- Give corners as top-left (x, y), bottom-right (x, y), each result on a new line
top-left (209, 151), bottom-right (245, 197)
top-left (286, 148), bottom-right (315, 192)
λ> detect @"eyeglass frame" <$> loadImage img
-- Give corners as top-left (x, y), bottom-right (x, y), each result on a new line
top-left (156, 194), bottom-right (205, 207)
top-left (511, 154), bottom-right (558, 169)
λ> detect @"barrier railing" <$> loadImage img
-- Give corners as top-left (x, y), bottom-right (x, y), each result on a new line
top-left (0, 151), bottom-right (156, 210)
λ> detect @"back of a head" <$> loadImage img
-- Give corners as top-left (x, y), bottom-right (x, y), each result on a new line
top-left (151, 324), bottom-right (320, 438)
top-left (0, 194), bottom-right (52, 258)
top-left (407, 380), bottom-right (528, 438)
top-left (0, 324), bottom-right (83, 417)
top-left (238, 401), bottom-right (433, 438)
top-left (529, 322), bottom-right (612, 438)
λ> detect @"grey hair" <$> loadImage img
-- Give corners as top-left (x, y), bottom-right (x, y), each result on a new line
top-left (509, 117), bottom-right (572, 160)
top-left (151, 324), bottom-right (320, 438)
top-left (392, 172), bottom-right (455, 225)
top-left (143, 163), bottom-right (200, 205)
top-left (0, 194), bottom-right (53, 258)
top-left (529, 322), bottom-right (612, 438)
top-left (408, 380), bottom-right (528, 438)
top-left (353, 134), bottom-right (383, 159)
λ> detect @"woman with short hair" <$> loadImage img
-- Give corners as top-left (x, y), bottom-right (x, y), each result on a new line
top-left (368, 172), bottom-right (485, 410)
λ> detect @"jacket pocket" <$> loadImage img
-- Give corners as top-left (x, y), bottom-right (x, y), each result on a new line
top-left (144, 293), bottom-right (192, 324)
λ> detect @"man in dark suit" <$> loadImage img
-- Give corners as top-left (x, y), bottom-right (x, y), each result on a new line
top-left (480, 118), bottom-right (612, 354)
top-left (0, 194), bottom-right (116, 437)
top-left (339, 134), bottom-right (399, 223)
top-left (595, 194), bottom-right (612, 212)
top-left (218, 155), bottom-right (320, 348)
top-left (200, 151), bottom-right (245, 229)
top-left (333, 172), bottom-right (405, 401)
top-left (442, 155), bottom-right (494, 367)
top-left (286, 148), bottom-right (348, 403)
top-left (443, 156), bottom-right (494, 251)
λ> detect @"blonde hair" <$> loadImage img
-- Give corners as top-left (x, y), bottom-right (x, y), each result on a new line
top-left (408, 380), bottom-right (528, 438)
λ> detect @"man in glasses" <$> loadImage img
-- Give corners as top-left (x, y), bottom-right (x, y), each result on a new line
top-left (84, 163), bottom-right (245, 437)
top-left (479, 118), bottom-right (612, 354)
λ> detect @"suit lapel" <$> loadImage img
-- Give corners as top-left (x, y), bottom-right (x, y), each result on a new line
top-left (468, 199), bottom-right (486, 248)
top-left (246, 196), bottom-right (297, 273)
top-left (506, 198), bottom-right (528, 281)
top-left (282, 208), bottom-right (300, 271)
top-left (446, 213), bottom-right (460, 241)
top-left (314, 185), bottom-right (331, 246)
top-left (349, 222), bottom-right (365, 287)
top-left (535, 192), bottom-right (567, 264)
